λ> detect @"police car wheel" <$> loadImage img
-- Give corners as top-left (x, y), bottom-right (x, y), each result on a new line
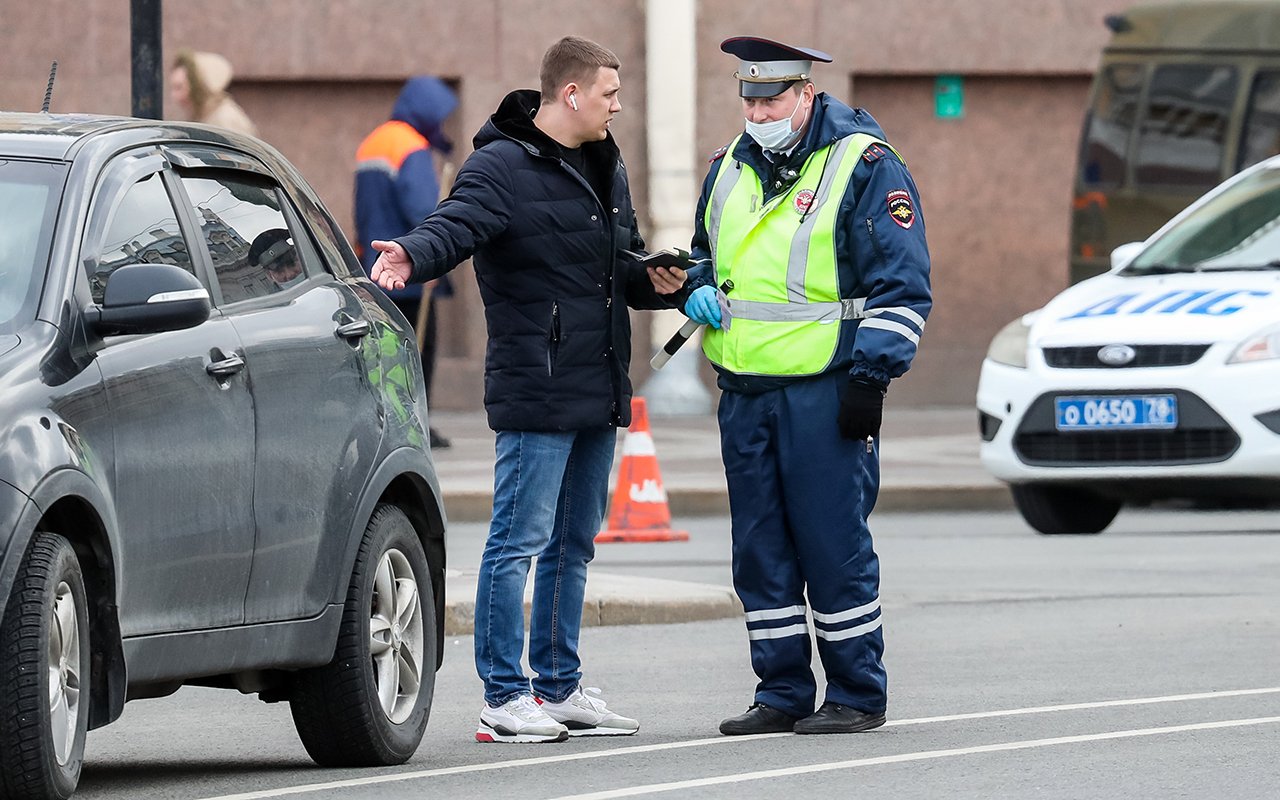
top-left (0, 533), bottom-right (90, 800)
top-left (1011, 483), bottom-right (1121, 535)
top-left (289, 504), bottom-right (436, 767)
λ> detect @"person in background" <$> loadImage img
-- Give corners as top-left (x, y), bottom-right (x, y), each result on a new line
top-left (354, 76), bottom-right (459, 449)
top-left (169, 49), bottom-right (258, 137)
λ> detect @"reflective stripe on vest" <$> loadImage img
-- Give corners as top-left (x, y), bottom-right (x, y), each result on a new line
top-left (702, 132), bottom-right (886, 376)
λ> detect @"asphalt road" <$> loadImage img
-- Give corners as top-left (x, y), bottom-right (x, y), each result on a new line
top-left (76, 509), bottom-right (1280, 799)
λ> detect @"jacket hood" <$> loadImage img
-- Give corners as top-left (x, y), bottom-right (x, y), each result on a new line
top-left (474, 89), bottom-right (619, 161)
top-left (187, 51), bottom-right (234, 95)
top-left (810, 94), bottom-right (887, 144)
top-left (391, 76), bottom-right (459, 154)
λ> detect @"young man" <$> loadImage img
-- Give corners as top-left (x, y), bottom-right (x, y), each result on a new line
top-left (369, 36), bottom-right (688, 743)
top-left (683, 37), bottom-right (932, 736)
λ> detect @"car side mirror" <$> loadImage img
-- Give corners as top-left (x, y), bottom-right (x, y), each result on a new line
top-left (84, 263), bottom-right (211, 336)
top-left (1110, 241), bottom-right (1145, 271)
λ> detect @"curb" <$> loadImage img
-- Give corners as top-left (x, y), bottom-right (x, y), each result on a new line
top-left (443, 571), bottom-right (743, 636)
top-left (440, 484), bottom-right (1012, 524)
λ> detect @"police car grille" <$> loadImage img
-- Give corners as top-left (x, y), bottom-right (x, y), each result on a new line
top-left (1014, 428), bottom-right (1240, 465)
top-left (1042, 344), bottom-right (1211, 368)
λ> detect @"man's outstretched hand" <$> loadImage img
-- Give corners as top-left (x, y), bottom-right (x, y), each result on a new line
top-left (369, 240), bottom-right (412, 291)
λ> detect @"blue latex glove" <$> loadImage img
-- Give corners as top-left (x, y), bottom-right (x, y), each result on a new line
top-left (684, 285), bottom-right (722, 329)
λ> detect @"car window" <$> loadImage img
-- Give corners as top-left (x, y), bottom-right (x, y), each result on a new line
top-left (294, 193), bottom-right (360, 278)
top-left (1134, 64), bottom-right (1238, 187)
top-left (90, 172), bottom-right (196, 304)
top-left (1239, 71), bottom-right (1280, 172)
top-left (178, 172), bottom-right (304, 304)
top-left (1127, 166), bottom-right (1280, 272)
top-left (1080, 63), bottom-right (1144, 188)
top-left (0, 160), bottom-right (65, 330)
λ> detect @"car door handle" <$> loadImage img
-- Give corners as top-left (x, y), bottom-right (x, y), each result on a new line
top-left (336, 319), bottom-right (372, 340)
top-left (206, 353), bottom-right (246, 377)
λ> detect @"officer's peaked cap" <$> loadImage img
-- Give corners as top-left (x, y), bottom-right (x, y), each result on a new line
top-left (721, 36), bottom-right (833, 98)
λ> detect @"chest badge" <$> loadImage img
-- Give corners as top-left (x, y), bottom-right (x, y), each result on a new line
top-left (887, 189), bottom-right (915, 229)
top-left (794, 189), bottom-right (815, 215)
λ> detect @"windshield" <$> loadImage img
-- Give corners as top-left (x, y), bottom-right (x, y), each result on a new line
top-left (0, 160), bottom-right (66, 331)
top-left (1125, 166), bottom-right (1280, 274)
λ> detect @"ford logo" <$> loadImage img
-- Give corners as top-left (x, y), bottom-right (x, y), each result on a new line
top-left (1097, 344), bottom-right (1136, 366)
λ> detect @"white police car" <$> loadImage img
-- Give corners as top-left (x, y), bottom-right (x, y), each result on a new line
top-left (978, 156), bottom-right (1280, 534)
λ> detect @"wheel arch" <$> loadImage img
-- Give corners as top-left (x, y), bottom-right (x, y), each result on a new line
top-left (342, 447), bottom-right (446, 668)
top-left (21, 471), bottom-right (127, 730)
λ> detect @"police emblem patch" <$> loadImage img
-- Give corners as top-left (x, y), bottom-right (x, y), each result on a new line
top-left (887, 189), bottom-right (915, 229)
top-left (794, 189), bottom-right (815, 215)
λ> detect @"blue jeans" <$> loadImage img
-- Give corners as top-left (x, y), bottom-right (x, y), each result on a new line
top-left (474, 427), bottom-right (617, 706)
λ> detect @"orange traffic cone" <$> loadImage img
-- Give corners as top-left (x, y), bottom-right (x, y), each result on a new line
top-left (596, 397), bottom-right (689, 543)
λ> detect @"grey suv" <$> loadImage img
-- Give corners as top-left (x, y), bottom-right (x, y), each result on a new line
top-left (0, 113), bottom-right (446, 799)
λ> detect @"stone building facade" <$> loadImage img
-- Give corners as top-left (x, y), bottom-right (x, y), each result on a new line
top-left (1, 0), bottom-right (1128, 407)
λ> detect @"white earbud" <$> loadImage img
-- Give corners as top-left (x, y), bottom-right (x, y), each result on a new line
top-left (569, 94), bottom-right (578, 111)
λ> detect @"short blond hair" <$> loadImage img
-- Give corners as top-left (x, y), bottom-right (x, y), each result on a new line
top-left (540, 36), bottom-right (620, 103)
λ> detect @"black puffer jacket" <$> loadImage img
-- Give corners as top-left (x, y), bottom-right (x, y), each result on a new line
top-left (396, 89), bottom-right (679, 431)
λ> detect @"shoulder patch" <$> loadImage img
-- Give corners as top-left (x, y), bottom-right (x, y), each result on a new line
top-left (708, 144), bottom-right (730, 163)
top-left (861, 143), bottom-right (889, 163)
top-left (886, 189), bottom-right (916, 229)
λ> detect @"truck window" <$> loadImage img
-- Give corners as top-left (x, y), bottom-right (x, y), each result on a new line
top-left (1240, 71), bottom-right (1280, 172)
top-left (1135, 64), bottom-right (1238, 187)
top-left (1080, 63), bottom-right (1143, 187)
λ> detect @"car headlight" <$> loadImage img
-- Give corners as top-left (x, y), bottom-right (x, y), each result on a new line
top-left (986, 312), bottom-right (1038, 368)
top-left (1228, 323), bottom-right (1280, 364)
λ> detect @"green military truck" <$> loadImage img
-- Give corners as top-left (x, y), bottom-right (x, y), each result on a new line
top-left (1072, 0), bottom-right (1280, 283)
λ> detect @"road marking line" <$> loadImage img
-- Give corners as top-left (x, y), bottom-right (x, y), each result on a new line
top-left (194, 686), bottom-right (1280, 800)
top-left (884, 686), bottom-right (1280, 726)
top-left (546, 716), bottom-right (1280, 800)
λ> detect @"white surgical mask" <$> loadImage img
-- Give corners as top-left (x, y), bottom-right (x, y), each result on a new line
top-left (744, 91), bottom-right (806, 152)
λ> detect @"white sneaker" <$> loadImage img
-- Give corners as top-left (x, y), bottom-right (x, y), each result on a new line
top-left (539, 686), bottom-right (640, 736)
top-left (476, 694), bottom-right (569, 743)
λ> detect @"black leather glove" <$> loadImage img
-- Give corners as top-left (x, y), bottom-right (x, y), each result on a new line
top-left (838, 377), bottom-right (886, 441)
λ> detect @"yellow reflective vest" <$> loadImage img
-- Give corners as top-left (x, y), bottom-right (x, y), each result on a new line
top-left (702, 132), bottom-right (889, 376)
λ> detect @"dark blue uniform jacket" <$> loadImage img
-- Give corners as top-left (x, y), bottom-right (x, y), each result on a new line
top-left (394, 89), bottom-right (683, 431)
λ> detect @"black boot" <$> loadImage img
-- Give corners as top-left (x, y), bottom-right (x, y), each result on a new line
top-left (794, 702), bottom-right (886, 734)
top-left (719, 703), bottom-right (801, 735)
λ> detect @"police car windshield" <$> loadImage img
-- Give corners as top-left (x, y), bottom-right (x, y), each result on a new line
top-left (0, 159), bottom-right (66, 332)
top-left (1123, 167), bottom-right (1280, 275)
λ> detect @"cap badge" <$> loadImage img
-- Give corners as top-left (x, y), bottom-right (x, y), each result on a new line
top-left (748, 64), bottom-right (761, 77)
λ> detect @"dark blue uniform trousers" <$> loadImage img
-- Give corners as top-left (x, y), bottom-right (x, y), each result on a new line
top-left (718, 371), bottom-right (887, 718)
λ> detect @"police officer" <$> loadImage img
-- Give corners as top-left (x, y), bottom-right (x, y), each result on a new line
top-left (683, 37), bottom-right (932, 735)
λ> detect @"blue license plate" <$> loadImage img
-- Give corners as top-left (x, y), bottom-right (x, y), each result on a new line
top-left (1054, 395), bottom-right (1178, 431)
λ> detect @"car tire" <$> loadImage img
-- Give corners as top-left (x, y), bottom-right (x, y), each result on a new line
top-left (1011, 483), bottom-right (1122, 535)
top-left (289, 504), bottom-right (436, 767)
top-left (0, 533), bottom-right (91, 800)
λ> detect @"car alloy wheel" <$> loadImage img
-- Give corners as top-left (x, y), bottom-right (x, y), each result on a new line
top-left (289, 504), bottom-right (436, 767)
top-left (1, 533), bottom-right (91, 800)
top-left (369, 548), bottom-right (424, 724)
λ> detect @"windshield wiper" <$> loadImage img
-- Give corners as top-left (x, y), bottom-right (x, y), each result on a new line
top-left (1192, 262), bottom-right (1280, 272)
top-left (1121, 263), bottom-right (1193, 275)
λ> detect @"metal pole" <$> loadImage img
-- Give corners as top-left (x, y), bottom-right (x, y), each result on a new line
top-left (131, 0), bottom-right (163, 119)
